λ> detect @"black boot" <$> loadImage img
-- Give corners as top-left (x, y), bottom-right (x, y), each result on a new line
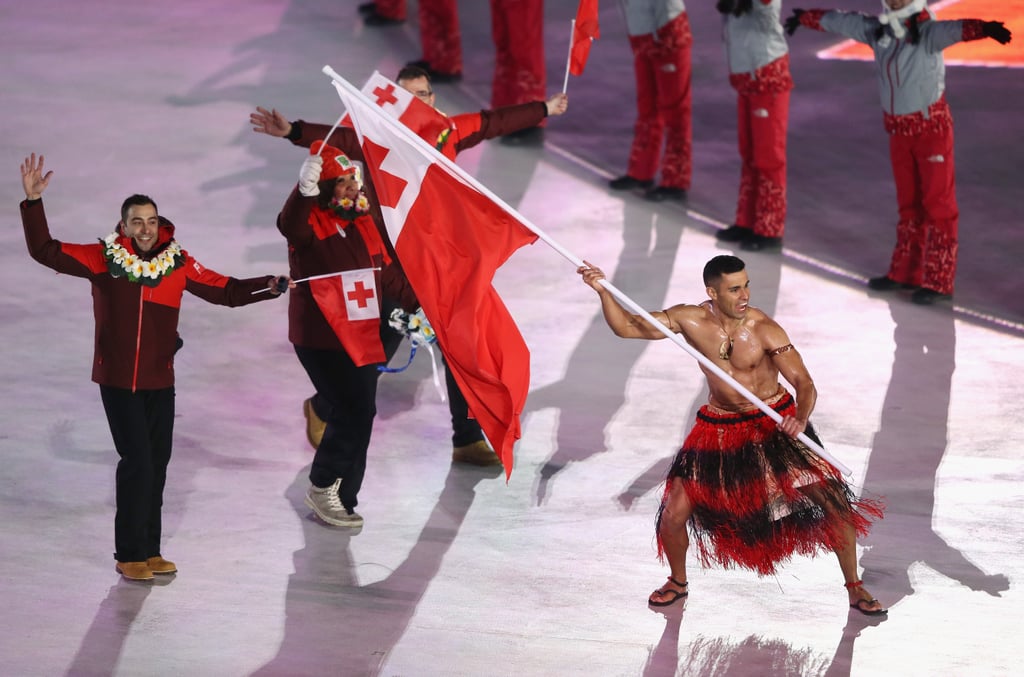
top-left (608, 175), bottom-right (654, 190)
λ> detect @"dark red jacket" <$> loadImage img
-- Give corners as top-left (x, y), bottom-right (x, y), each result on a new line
top-left (21, 198), bottom-right (278, 391)
top-left (277, 187), bottom-right (417, 350)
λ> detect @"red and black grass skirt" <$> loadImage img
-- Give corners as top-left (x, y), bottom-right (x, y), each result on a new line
top-left (656, 390), bottom-right (884, 576)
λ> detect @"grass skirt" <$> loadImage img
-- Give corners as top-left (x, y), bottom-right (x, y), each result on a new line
top-left (656, 391), bottom-right (884, 576)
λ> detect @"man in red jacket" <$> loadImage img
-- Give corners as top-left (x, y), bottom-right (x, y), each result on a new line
top-left (20, 153), bottom-right (289, 581)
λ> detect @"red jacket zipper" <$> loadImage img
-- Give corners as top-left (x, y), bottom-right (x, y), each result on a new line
top-left (131, 289), bottom-right (144, 392)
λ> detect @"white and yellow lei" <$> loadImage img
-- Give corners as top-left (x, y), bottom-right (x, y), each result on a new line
top-left (101, 232), bottom-right (185, 286)
top-left (329, 194), bottom-right (371, 222)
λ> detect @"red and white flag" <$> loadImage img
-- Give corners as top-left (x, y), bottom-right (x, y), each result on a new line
top-left (343, 71), bottom-right (453, 153)
top-left (309, 267), bottom-right (383, 366)
top-left (330, 74), bottom-right (537, 477)
top-left (570, 0), bottom-right (600, 76)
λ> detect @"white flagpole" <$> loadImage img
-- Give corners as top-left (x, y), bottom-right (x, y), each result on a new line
top-left (250, 268), bottom-right (381, 294)
top-left (321, 65), bottom-right (852, 476)
top-left (316, 112), bottom-right (348, 157)
top-left (562, 19), bottom-right (576, 94)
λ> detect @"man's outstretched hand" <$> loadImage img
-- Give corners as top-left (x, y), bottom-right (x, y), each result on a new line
top-left (250, 106), bottom-right (292, 138)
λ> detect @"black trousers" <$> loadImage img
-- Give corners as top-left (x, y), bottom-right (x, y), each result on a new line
top-left (442, 358), bottom-right (485, 447)
top-left (309, 309), bottom-right (485, 448)
top-left (295, 308), bottom-right (405, 510)
top-left (99, 385), bottom-right (175, 563)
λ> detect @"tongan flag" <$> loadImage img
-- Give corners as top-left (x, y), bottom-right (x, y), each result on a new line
top-left (345, 71), bottom-right (453, 154)
top-left (309, 268), bottom-right (384, 367)
top-left (570, 0), bottom-right (600, 76)
top-left (330, 75), bottom-right (537, 477)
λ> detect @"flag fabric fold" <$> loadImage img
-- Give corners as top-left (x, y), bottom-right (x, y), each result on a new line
top-left (331, 75), bottom-right (536, 477)
top-left (570, 0), bottom-right (601, 76)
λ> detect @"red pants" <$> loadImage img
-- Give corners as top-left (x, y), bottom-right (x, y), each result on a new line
top-left (374, 0), bottom-right (461, 74)
top-left (887, 127), bottom-right (959, 294)
top-left (421, 0), bottom-right (461, 74)
top-left (373, 0), bottom-right (405, 19)
top-left (734, 90), bottom-right (789, 238)
top-left (490, 0), bottom-right (546, 108)
top-left (625, 13), bottom-right (693, 190)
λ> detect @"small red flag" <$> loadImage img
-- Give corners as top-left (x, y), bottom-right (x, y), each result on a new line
top-left (570, 0), bottom-right (600, 76)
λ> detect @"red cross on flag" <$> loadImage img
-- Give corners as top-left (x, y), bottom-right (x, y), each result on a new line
top-left (327, 70), bottom-right (538, 477)
top-left (309, 267), bottom-right (383, 366)
top-left (342, 71), bottom-right (452, 153)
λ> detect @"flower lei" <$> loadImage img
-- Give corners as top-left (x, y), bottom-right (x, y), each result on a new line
top-left (101, 232), bottom-right (185, 287)
top-left (329, 194), bottom-right (371, 222)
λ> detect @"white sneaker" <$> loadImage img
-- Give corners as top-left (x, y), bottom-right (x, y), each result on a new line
top-left (304, 479), bottom-right (364, 528)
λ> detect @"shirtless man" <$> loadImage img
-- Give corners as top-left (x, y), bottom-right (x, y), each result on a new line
top-left (578, 254), bottom-right (886, 615)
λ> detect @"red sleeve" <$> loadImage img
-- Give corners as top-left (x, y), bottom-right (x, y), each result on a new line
top-left (799, 9), bottom-right (827, 31)
top-left (183, 252), bottom-right (277, 306)
top-left (21, 199), bottom-right (106, 278)
top-left (277, 185), bottom-right (316, 247)
top-left (961, 19), bottom-right (986, 41)
top-left (290, 121), bottom-right (365, 162)
top-left (452, 101), bottom-right (547, 153)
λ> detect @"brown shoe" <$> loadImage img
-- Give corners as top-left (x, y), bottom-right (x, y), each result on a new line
top-left (146, 556), bottom-right (178, 575)
top-left (452, 440), bottom-right (502, 466)
top-left (116, 561), bottom-right (154, 581)
top-left (303, 397), bottom-right (326, 450)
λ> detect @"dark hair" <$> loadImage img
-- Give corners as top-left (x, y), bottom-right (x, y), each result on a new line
top-left (316, 180), bottom-right (339, 211)
top-left (120, 194), bottom-right (157, 224)
top-left (703, 255), bottom-right (746, 287)
top-left (716, 0), bottom-right (753, 16)
top-left (396, 65), bottom-right (431, 84)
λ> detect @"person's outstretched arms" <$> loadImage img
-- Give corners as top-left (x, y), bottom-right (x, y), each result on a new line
top-left (20, 153), bottom-right (53, 200)
top-left (954, 18), bottom-right (1011, 45)
top-left (20, 154), bottom-right (105, 277)
top-left (577, 261), bottom-right (676, 340)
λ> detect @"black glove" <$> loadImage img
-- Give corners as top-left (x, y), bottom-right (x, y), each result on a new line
top-left (983, 21), bottom-right (1012, 45)
top-left (716, 0), bottom-right (737, 14)
top-left (785, 9), bottom-right (805, 36)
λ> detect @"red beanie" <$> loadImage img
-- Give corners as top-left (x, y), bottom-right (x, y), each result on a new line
top-left (311, 141), bottom-right (359, 182)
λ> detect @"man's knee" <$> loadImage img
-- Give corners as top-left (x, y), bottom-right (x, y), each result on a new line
top-left (660, 480), bottom-right (693, 530)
